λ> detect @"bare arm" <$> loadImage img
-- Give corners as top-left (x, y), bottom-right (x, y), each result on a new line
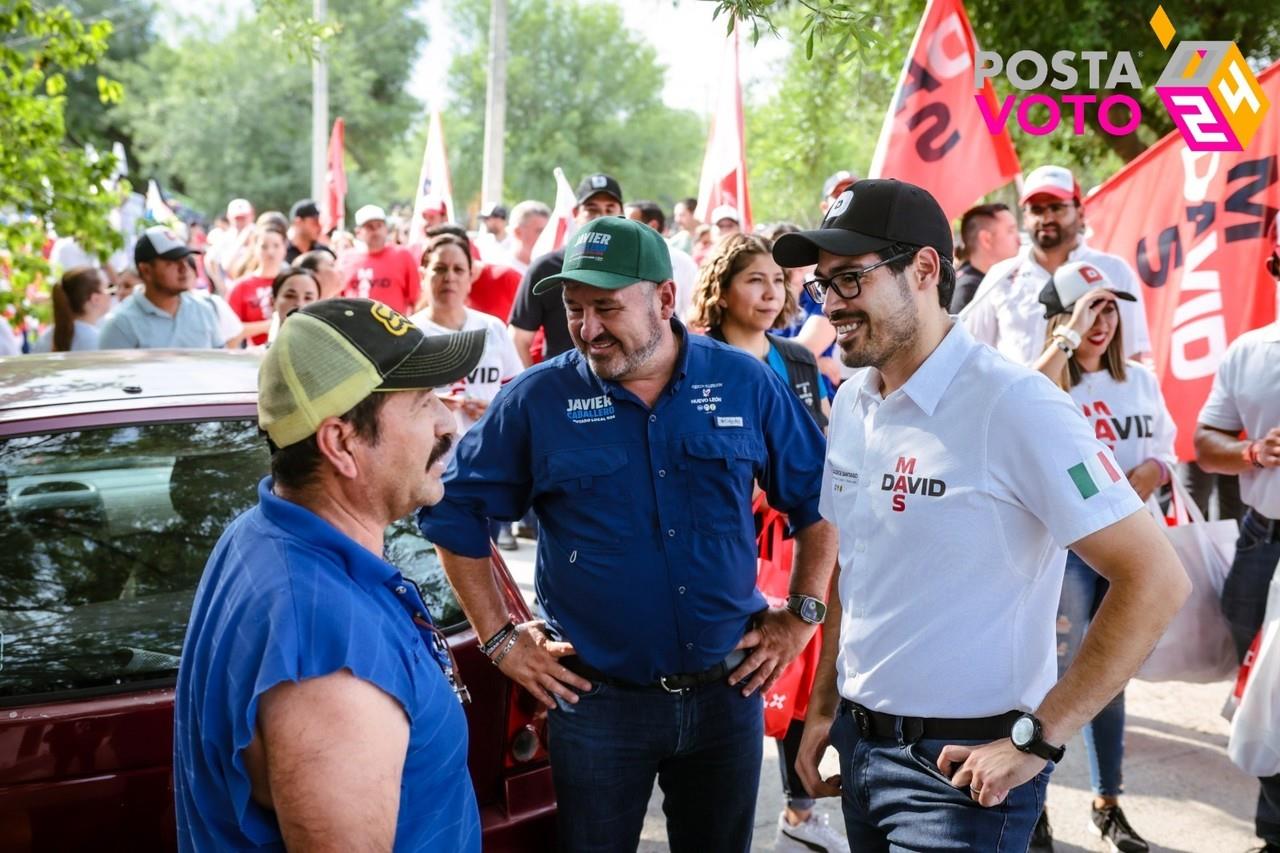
top-left (1196, 423), bottom-right (1280, 474)
top-left (1036, 509), bottom-right (1188, 743)
top-left (795, 559), bottom-right (844, 799)
top-left (435, 547), bottom-right (589, 709)
top-left (248, 670), bottom-right (409, 852)
top-left (509, 326), bottom-right (536, 369)
top-left (940, 509), bottom-right (1189, 806)
top-left (730, 518), bottom-right (839, 695)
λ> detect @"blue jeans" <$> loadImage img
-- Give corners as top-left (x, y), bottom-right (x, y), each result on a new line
top-left (829, 706), bottom-right (1050, 851)
top-left (547, 678), bottom-right (763, 852)
top-left (1056, 550), bottom-right (1126, 797)
top-left (1221, 510), bottom-right (1280, 845)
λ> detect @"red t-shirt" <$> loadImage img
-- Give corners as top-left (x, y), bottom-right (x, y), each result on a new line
top-left (466, 264), bottom-right (522, 323)
top-left (340, 246), bottom-right (422, 315)
top-left (227, 275), bottom-right (275, 345)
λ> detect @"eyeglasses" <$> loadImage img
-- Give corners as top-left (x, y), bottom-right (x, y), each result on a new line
top-left (802, 251), bottom-right (915, 304)
top-left (415, 614), bottom-right (472, 704)
top-left (1023, 202), bottom-right (1073, 218)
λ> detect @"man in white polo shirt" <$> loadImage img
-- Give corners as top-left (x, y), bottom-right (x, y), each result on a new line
top-left (99, 227), bottom-right (224, 350)
top-left (964, 165), bottom-right (1151, 365)
top-left (1193, 214), bottom-right (1280, 853)
top-left (773, 179), bottom-right (1188, 852)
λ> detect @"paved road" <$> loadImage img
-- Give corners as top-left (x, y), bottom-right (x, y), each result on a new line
top-left (500, 537), bottom-right (1261, 852)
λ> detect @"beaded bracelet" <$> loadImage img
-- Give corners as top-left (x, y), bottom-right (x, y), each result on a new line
top-left (490, 627), bottom-right (522, 667)
top-left (480, 620), bottom-right (516, 657)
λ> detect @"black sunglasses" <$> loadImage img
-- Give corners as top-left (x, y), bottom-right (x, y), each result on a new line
top-left (802, 250), bottom-right (916, 304)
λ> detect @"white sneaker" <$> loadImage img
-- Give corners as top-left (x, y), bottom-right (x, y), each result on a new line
top-left (776, 811), bottom-right (851, 853)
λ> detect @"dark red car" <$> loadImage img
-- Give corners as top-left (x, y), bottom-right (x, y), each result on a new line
top-left (0, 350), bottom-right (555, 851)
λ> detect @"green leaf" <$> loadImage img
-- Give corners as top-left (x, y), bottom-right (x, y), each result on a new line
top-left (45, 73), bottom-right (66, 96)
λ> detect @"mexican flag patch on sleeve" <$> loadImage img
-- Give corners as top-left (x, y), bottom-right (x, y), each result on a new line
top-left (1068, 450), bottom-right (1123, 500)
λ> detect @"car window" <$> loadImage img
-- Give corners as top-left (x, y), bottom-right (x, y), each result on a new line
top-left (0, 418), bottom-right (465, 702)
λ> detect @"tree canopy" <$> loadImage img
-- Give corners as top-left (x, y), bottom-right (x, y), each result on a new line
top-left (109, 0), bottom-right (427, 217)
top-left (438, 0), bottom-right (705, 217)
top-left (0, 0), bottom-right (124, 325)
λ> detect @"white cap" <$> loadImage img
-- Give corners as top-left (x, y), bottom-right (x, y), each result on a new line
top-left (1040, 261), bottom-right (1136, 318)
top-left (227, 198), bottom-right (253, 218)
top-left (710, 204), bottom-right (741, 225)
top-left (355, 204), bottom-right (388, 228)
top-left (1020, 166), bottom-right (1080, 205)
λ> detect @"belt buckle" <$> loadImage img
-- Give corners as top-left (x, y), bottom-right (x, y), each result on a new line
top-left (659, 676), bottom-right (687, 694)
top-left (852, 705), bottom-right (871, 737)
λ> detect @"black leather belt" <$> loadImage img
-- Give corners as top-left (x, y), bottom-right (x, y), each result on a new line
top-left (839, 700), bottom-right (1022, 742)
top-left (563, 650), bottom-right (746, 693)
top-left (1244, 509), bottom-right (1280, 543)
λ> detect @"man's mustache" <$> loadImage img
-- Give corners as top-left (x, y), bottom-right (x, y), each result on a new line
top-left (428, 433), bottom-right (454, 469)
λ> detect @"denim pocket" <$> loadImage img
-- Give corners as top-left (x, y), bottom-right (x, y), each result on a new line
top-left (904, 740), bottom-right (968, 789)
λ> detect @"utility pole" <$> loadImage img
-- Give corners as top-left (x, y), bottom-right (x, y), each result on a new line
top-left (480, 0), bottom-right (507, 207)
top-left (310, 0), bottom-right (328, 202)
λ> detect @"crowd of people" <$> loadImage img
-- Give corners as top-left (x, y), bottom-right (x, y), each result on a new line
top-left (8, 164), bottom-right (1280, 853)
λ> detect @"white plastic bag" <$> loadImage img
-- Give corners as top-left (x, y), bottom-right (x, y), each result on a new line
top-left (1135, 478), bottom-right (1239, 683)
top-left (1228, 567), bottom-right (1280, 777)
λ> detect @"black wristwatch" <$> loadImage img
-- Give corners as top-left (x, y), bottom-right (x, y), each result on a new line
top-left (1010, 713), bottom-right (1066, 762)
top-left (785, 594), bottom-right (827, 625)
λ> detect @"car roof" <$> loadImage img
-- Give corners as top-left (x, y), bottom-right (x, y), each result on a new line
top-left (0, 350), bottom-right (262, 422)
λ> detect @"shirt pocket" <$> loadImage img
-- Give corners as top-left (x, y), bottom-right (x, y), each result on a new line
top-left (540, 446), bottom-right (631, 552)
top-left (679, 433), bottom-right (761, 536)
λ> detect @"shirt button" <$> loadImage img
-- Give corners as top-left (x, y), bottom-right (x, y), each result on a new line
top-left (667, 528), bottom-right (676, 537)
top-left (395, 585), bottom-right (407, 594)
top-left (677, 586), bottom-right (686, 594)
top-left (649, 414), bottom-right (658, 423)
top-left (658, 469), bottom-right (666, 477)
top-left (855, 541), bottom-right (866, 553)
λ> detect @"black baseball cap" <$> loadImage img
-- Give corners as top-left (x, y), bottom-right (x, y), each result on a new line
top-left (479, 203), bottom-right (508, 220)
top-left (134, 226), bottom-right (203, 265)
top-left (575, 173), bottom-right (624, 206)
top-left (259, 298), bottom-right (485, 448)
top-left (773, 179), bottom-right (954, 268)
top-left (290, 199), bottom-right (321, 220)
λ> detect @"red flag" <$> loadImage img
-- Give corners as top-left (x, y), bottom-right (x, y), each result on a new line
top-left (695, 28), bottom-right (752, 232)
top-left (531, 167), bottom-right (577, 258)
top-left (410, 108), bottom-right (455, 241)
top-left (1086, 61), bottom-right (1280, 460)
top-left (868, 0), bottom-right (1019, 222)
top-left (322, 117), bottom-right (346, 234)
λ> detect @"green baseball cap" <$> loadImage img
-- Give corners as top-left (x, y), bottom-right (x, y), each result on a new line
top-left (532, 216), bottom-right (673, 294)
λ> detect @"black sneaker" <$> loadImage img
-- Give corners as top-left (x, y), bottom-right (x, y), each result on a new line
top-left (1091, 804), bottom-right (1149, 853)
top-left (1029, 810), bottom-right (1054, 852)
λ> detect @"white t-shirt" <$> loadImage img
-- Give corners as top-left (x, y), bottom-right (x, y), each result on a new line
top-left (964, 243), bottom-right (1152, 365)
top-left (410, 307), bottom-right (522, 434)
top-left (48, 237), bottom-right (96, 273)
top-left (1067, 362), bottom-right (1176, 476)
top-left (32, 320), bottom-right (101, 353)
top-left (669, 246), bottom-right (699, 323)
top-left (190, 292), bottom-right (244, 346)
top-left (1198, 322), bottom-right (1280, 518)
top-left (820, 321), bottom-right (1142, 717)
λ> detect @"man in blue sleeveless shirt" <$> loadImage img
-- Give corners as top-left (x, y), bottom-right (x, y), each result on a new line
top-left (174, 298), bottom-right (486, 851)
